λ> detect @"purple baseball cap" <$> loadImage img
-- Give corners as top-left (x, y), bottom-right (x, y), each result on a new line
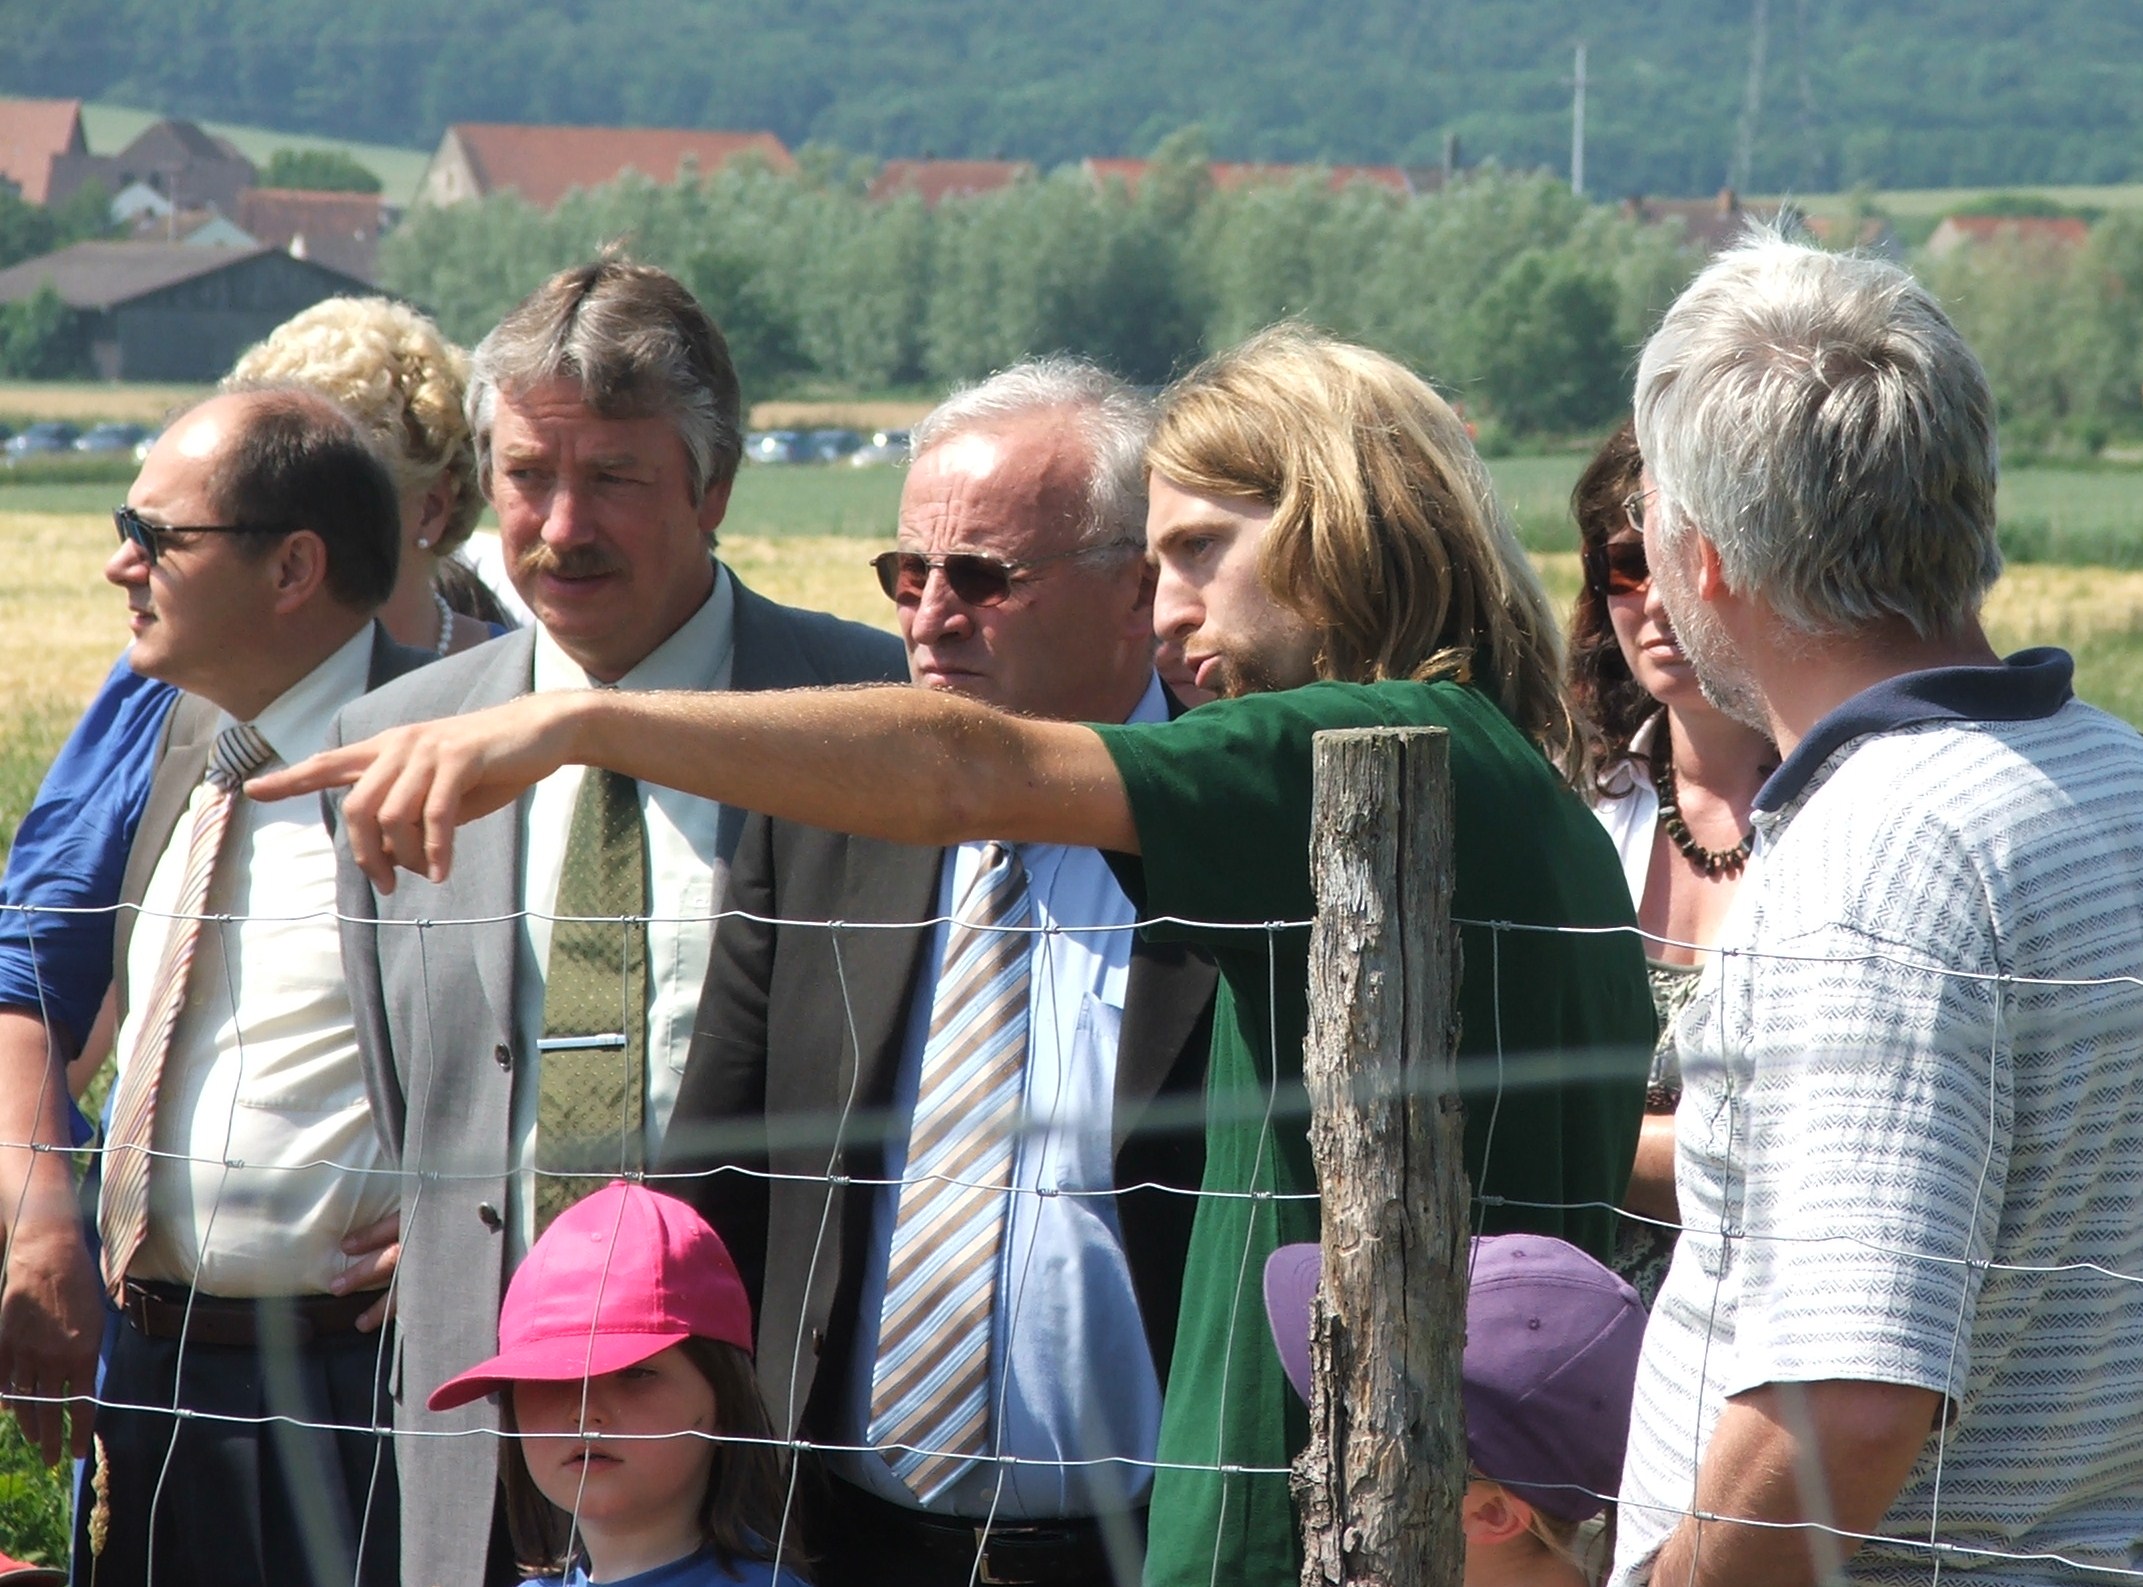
top-left (1263, 1233), bottom-right (1646, 1522)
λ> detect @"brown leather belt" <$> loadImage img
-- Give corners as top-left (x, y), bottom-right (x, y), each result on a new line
top-left (839, 1477), bottom-right (1142, 1586)
top-left (121, 1280), bottom-right (385, 1349)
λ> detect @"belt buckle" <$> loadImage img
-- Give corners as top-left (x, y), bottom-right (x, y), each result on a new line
top-left (972, 1526), bottom-right (1016, 1586)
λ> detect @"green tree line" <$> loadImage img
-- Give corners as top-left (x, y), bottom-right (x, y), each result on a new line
top-left (7, 0), bottom-right (2142, 196)
top-left (380, 153), bottom-right (1697, 439)
top-left (1921, 220), bottom-right (2143, 453)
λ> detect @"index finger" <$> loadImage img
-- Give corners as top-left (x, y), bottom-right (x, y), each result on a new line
top-left (248, 742), bottom-right (379, 802)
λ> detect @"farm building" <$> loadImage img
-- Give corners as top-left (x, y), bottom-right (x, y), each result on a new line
top-left (417, 122), bottom-right (793, 209)
top-left (0, 97), bottom-right (87, 205)
top-left (0, 240), bottom-right (373, 380)
top-left (47, 118), bottom-right (257, 216)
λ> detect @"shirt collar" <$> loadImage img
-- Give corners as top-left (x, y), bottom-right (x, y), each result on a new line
top-left (224, 622), bottom-right (376, 770)
top-left (533, 561), bottom-right (734, 694)
top-left (1127, 670), bottom-right (1169, 726)
top-left (1756, 646), bottom-right (2074, 814)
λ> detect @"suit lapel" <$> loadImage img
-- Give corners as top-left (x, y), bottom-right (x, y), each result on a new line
top-left (833, 837), bottom-right (943, 1114)
top-left (114, 693), bottom-right (219, 1017)
top-left (464, 634), bottom-right (537, 1031)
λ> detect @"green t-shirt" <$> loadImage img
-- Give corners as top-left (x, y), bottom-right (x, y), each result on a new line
top-left (1092, 679), bottom-right (1653, 1587)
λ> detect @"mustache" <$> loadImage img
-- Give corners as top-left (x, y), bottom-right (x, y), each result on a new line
top-left (513, 542), bottom-right (627, 581)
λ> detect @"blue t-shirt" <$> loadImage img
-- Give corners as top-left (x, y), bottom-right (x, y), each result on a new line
top-left (0, 655), bottom-right (177, 1045)
top-left (539, 1546), bottom-right (797, 1587)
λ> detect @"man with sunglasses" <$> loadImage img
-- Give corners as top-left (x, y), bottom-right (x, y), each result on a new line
top-left (264, 326), bottom-right (1653, 1587)
top-left (23, 387), bottom-right (433, 1587)
top-left (661, 358), bottom-right (1218, 1587)
top-left (314, 258), bottom-right (903, 1587)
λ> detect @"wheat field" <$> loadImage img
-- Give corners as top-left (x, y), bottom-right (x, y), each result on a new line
top-left (7, 510), bottom-right (2143, 837)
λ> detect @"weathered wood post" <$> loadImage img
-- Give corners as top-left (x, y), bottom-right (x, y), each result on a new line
top-left (1297, 726), bottom-right (1469, 1587)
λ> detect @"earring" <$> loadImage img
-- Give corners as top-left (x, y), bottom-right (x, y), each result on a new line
top-left (414, 537), bottom-right (432, 550)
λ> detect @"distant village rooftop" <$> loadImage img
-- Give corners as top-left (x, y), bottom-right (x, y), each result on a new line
top-left (419, 122), bottom-right (795, 209)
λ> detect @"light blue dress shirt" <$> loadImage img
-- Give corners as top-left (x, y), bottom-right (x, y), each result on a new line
top-left (834, 674), bottom-right (1170, 1520)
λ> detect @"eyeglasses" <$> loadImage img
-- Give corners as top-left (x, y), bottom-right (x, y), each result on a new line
top-left (114, 504), bottom-right (286, 566)
top-left (870, 540), bottom-right (1141, 607)
top-left (1582, 537), bottom-right (1650, 597)
top-left (1622, 488), bottom-right (1657, 536)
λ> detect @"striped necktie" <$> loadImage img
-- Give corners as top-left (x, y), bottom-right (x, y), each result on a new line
top-left (868, 842), bottom-right (1032, 1502)
top-left (99, 722), bottom-right (276, 1304)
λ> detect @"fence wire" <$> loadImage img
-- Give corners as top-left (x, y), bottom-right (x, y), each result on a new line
top-left (0, 898), bottom-right (2138, 1585)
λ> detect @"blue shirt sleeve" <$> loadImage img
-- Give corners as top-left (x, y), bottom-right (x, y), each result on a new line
top-left (0, 655), bottom-right (178, 1044)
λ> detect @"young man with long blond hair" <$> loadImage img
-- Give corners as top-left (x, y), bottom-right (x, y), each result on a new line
top-left (261, 325), bottom-right (1654, 1587)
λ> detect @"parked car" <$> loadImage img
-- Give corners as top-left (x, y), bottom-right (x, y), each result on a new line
top-left (746, 429), bottom-right (807, 465)
top-left (849, 428), bottom-right (911, 467)
top-left (805, 427), bottom-right (864, 464)
top-left (4, 422), bottom-right (80, 462)
top-left (75, 422), bottom-right (152, 454)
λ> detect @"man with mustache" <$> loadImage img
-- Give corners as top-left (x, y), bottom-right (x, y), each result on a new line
top-left (264, 326), bottom-right (1654, 1587)
top-left (322, 258), bottom-right (903, 1587)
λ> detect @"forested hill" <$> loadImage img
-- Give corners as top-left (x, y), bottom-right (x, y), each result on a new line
top-left (7, 0), bottom-right (2139, 196)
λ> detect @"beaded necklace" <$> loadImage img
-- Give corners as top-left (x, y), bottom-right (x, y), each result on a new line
top-left (1651, 746), bottom-right (1753, 878)
top-left (431, 589), bottom-right (455, 657)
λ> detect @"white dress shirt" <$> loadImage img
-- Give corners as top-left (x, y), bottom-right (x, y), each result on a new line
top-left (508, 565), bottom-right (736, 1252)
top-left (835, 673), bottom-right (1171, 1520)
top-left (123, 624), bottom-right (398, 1297)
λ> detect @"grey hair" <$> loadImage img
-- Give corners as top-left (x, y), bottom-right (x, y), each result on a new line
top-left (466, 257), bottom-right (743, 506)
top-left (1634, 226), bottom-right (2001, 640)
top-left (912, 357), bottom-right (1154, 548)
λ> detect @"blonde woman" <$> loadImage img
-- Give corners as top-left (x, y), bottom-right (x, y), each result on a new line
top-left (226, 295), bottom-right (503, 654)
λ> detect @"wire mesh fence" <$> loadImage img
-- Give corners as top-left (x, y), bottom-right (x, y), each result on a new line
top-left (0, 873), bottom-right (2139, 1587)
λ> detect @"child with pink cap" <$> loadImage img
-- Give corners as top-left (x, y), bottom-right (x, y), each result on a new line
top-left (429, 1181), bottom-right (807, 1586)
top-left (1264, 1233), bottom-right (1646, 1587)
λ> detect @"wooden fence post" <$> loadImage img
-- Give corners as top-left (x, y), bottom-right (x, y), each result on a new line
top-left (1296, 726), bottom-right (1469, 1587)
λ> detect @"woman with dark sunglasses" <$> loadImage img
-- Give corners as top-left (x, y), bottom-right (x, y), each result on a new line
top-left (1564, 420), bottom-right (1776, 1306)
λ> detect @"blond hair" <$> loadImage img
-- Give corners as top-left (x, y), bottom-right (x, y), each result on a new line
top-left (226, 296), bottom-right (484, 554)
top-left (1149, 325), bottom-right (1575, 777)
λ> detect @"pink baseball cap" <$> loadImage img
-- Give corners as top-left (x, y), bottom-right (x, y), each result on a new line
top-left (428, 1180), bottom-right (753, 1412)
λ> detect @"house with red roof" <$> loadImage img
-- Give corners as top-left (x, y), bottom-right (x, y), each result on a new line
top-left (237, 187), bottom-right (387, 282)
top-left (1924, 213), bottom-right (2091, 259)
top-left (418, 123), bottom-right (794, 209)
top-left (0, 97), bottom-right (87, 205)
top-left (866, 159), bottom-right (1034, 205)
top-left (1084, 157), bottom-right (1417, 197)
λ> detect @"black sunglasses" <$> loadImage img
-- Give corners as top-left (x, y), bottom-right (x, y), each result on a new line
top-left (871, 541), bottom-right (1139, 607)
top-left (114, 504), bottom-right (287, 566)
top-left (1582, 537), bottom-right (1649, 597)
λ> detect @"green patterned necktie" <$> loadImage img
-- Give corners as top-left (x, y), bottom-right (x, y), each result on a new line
top-left (535, 767), bottom-right (649, 1230)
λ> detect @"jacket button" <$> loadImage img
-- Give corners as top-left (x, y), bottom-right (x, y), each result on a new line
top-left (811, 1328), bottom-right (824, 1356)
top-left (477, 1202), bottom-right (503, 1231)
top-left (493, 1044), bottom-right (512, 1070)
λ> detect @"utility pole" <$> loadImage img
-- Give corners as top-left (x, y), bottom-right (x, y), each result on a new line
top-left (1731, 0), bottom-right (1769, 194)
top-left (1570, 41), bottom-right (1588, 197)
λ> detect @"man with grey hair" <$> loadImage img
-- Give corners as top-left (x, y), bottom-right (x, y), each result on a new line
top-left (659, 356), bottom-right (1217, 1587)
top-left (327, 257), bottom-right (904, 1587)
top-left (1612, 231), bottom-right (2143, 1585)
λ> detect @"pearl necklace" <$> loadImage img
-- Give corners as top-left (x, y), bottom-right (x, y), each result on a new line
top-left (432, 590), bottom-right (455, 657)
top-left (1651, 747), bottom-right (1753, 879)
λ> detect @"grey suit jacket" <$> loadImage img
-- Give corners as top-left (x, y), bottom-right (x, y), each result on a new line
top-left (327, 572), bottom-right (903, 1587)
top-left (662, 813), bottom-right (1216, 1463)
